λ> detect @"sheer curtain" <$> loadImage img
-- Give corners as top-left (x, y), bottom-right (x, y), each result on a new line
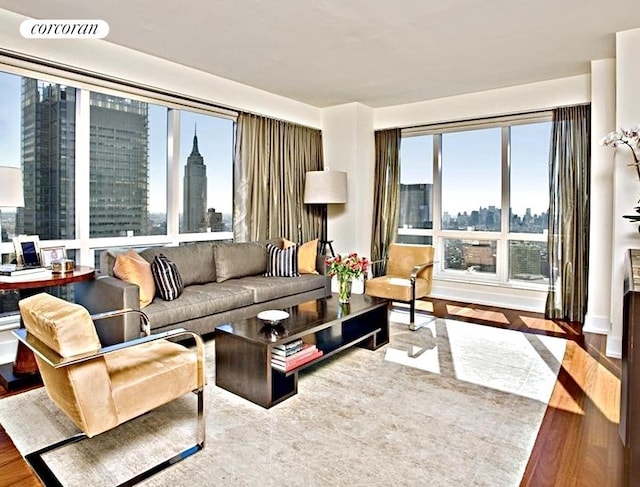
top-left (234, 112), bottom-right (324, 242)
top-left (546, 104), bottom-right (591, 323)
top-left (370, 128), bottom-right (401, 277)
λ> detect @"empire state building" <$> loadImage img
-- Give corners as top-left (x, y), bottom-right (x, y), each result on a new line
top-left (183, 129), bottom-right (207, 232)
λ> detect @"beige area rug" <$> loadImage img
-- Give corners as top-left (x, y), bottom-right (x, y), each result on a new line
top-left (0, 315), bottom-right (566, 486)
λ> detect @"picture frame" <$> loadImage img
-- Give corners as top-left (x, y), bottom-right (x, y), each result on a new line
top-left (40, 246), bottom-right (67, 268)
top-left (12, 235), bottom-right (41, 267)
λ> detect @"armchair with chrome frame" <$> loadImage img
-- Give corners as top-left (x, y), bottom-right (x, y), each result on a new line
top-left (365, 243), bottom-right (435, 331)
top-left (15, 292), bottom-right (205, 486)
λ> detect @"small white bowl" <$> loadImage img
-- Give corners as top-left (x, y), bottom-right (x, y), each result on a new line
top-left (257, 310), bottom-right (290, 325)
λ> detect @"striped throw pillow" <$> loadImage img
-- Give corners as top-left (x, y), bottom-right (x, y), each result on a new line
top-left (151, 254), bottom-right (184, 301)
top-left (264, 243), bottom-right (300, 277)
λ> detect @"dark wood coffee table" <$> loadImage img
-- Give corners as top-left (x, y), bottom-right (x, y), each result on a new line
top-left (215, 294), bottom-right (388, 408)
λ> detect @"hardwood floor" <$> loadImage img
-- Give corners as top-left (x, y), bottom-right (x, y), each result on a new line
top-left (0, 298), bottom-right (627, 486)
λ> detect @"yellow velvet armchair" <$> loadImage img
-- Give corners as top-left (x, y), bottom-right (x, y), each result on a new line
top-left (15, 292), bottom-right (205, 486)
top-left (365, 243), bottom-right (435, 331)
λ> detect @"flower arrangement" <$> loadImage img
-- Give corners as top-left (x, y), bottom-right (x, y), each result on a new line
top-left (601, 125), bottom-right (640, 180)
top-left (325, 253), bottom-right (369, 303)
top-left (325, 253), bottom-right (369, 281)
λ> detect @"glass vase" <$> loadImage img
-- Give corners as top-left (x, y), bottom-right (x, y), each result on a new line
top-left (338, 276), bottom-right (352, 304)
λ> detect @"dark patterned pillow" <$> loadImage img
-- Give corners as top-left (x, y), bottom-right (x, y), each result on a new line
top-left (151, 254), bottom-right (184, 301)
top-left (264, 243), bottom-right (299, 277)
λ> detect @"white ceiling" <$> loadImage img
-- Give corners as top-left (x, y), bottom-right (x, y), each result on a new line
top-left (1, 0), bottom-right (639, 108)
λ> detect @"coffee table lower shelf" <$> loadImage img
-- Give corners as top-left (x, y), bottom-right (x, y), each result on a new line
top-left (215, 297), bottom-right (388, 408)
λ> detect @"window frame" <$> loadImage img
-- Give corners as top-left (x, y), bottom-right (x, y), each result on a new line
top-left (0, 58), bottom-right (237, 267)
top-left (399, 111), bottom-right (552, 289)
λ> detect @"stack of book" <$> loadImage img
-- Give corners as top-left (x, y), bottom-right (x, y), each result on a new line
top-left (0, 264), bottom-right (48, 277)
top-left (271, 339), bottom-right (323, 372)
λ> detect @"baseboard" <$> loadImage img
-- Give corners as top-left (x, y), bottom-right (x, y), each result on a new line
top-left (606, 336), bottom-right (622, 359)
top-left (430, 279), bottom-right (546, 313)
top-left (583, 313), bottom-right (611, 335)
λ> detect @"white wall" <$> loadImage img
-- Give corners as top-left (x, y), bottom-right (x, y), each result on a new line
top-left (321, 103), bottom-right (375, 259)
top-left (0, 8), bottom-right (321, 129)
top-left (375, 75), bottom-right (590, 130)
top-left (584, 59), bottom-right (616, 336)
top-left (609, 28), bottom-right (640, 358)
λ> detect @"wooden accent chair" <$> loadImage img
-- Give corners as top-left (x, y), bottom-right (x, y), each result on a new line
top-left (365, 244), bottom-right (435, 331)
top-left (15, 292), bottom-right (205, 486)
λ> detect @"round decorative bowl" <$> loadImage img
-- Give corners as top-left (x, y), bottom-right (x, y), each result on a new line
top-left (257, 310), bottom-right (290, 327)
top-left (259, 323), bottom-right (288, 342)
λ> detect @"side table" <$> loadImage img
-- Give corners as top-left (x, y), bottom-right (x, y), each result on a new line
top-left (0, 265), bottom-right (95, 390)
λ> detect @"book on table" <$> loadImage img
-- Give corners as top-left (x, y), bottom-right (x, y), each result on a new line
top-left (271, 343), bottom-right (324, 371)
top-left (0, 264), bottom-right (48, 277)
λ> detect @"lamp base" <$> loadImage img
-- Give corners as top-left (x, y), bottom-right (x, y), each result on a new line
top-left (319, 240), bottom-right (335, 257)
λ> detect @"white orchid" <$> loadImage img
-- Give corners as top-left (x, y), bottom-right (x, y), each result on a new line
top-left (602, 125), bottom-right (640, 182)
top-left (601, 125), bottom-right (640, 164)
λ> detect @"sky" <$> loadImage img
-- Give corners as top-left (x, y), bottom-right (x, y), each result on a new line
top-left (0, 71), bottom-right (234, 215)
top-left (400, 122), bottom-right (551, 216)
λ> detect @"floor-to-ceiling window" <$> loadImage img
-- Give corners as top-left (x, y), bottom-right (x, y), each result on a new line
top-left (398, 113), bottom-right (551, 287)
top-left (0, 66), bottom-right (236, 274)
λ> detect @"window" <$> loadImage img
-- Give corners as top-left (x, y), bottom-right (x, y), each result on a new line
top-left (0, 62), bottom-right (236, 267)
top-left (179, 110), bottom-right (234, 234)
top-left (399, 115), bottom-right (551, 286)
top-left (398, 135), bottom-right (433, 245)
top-left (509, 122), bottom-right (550, 234)
top-left (0, 72), bottom-right (77, 242)
top-left (89, 92), bottom-right (167, 238)
top-left (442, 128), bottom-right (501, 232)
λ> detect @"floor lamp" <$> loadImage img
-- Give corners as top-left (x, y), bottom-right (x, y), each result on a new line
top-left (303, 170), bottom-right (347, 257)
top-left (0, 166), bottom-right (24, 262)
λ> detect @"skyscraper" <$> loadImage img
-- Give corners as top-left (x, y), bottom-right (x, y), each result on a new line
top-left (20, 81), bottom-right (150, 239)
top-left (89, 93), bottom-right (149, 237)
top-left (399, 183), bottom-right (433, 229)
top-left (20, 78), bottom-right (76, 240)
top-left (183, 129), bottom-right (207, 232)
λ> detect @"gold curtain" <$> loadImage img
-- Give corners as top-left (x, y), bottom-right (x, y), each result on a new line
top-left (546, 104), bottom-right (591, 323)
top-left (370, 128), bottom-right (401, 277)
top-left (234, 112), bottom-right (324, 242)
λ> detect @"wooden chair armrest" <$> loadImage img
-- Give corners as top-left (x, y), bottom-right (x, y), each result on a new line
top-left (90, 308), bottom-right (151, 337)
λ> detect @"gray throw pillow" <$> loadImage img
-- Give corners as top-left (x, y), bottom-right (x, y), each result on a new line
top-left (214, 242), bottom-right (269, 282)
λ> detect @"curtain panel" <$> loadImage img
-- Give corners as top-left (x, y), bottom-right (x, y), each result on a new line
top-left (370, 128), bottom-right (401, 277)
top-left (546, 104), bottom-right (591, 323)
top-left (234, 112), bottom-right (324, 243)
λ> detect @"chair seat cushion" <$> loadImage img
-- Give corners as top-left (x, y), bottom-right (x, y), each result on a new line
top-left (106, 340), bottom-right (198, 423)
top-left (365, 275), bottom-right (431, 302)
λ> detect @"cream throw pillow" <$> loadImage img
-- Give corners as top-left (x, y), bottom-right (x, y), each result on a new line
top-left (113, 249), bottom-right (156, 308)
top-left (298, 239), bottom-right (319, 274)
top-left (282, 238), bottom-right (318, 274)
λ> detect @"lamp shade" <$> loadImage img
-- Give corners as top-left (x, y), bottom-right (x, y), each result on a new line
top-left (0, 166), bottom-right (24, 208)
top-left (303, 170), bottom-right (348, 204)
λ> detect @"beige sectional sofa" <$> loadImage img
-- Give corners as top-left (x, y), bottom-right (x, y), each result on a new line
top-left (75, 239), bottom-right (329, 345)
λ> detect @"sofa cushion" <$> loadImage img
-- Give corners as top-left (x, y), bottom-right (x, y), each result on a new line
top-left (214, 242), bottom-right (270, 282)
top-left (142, 283), bottom-right (254, 329)
top-left (151, 254), bottom-right (184, 301)
top-left (140, 243), bottom-right (216, 287)
top-left (113, 249), bottom-right (156, 309)
top-left (236, 275), bottom-right (326, 303)
top-left (265, 243), bottom-right (299, 277)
